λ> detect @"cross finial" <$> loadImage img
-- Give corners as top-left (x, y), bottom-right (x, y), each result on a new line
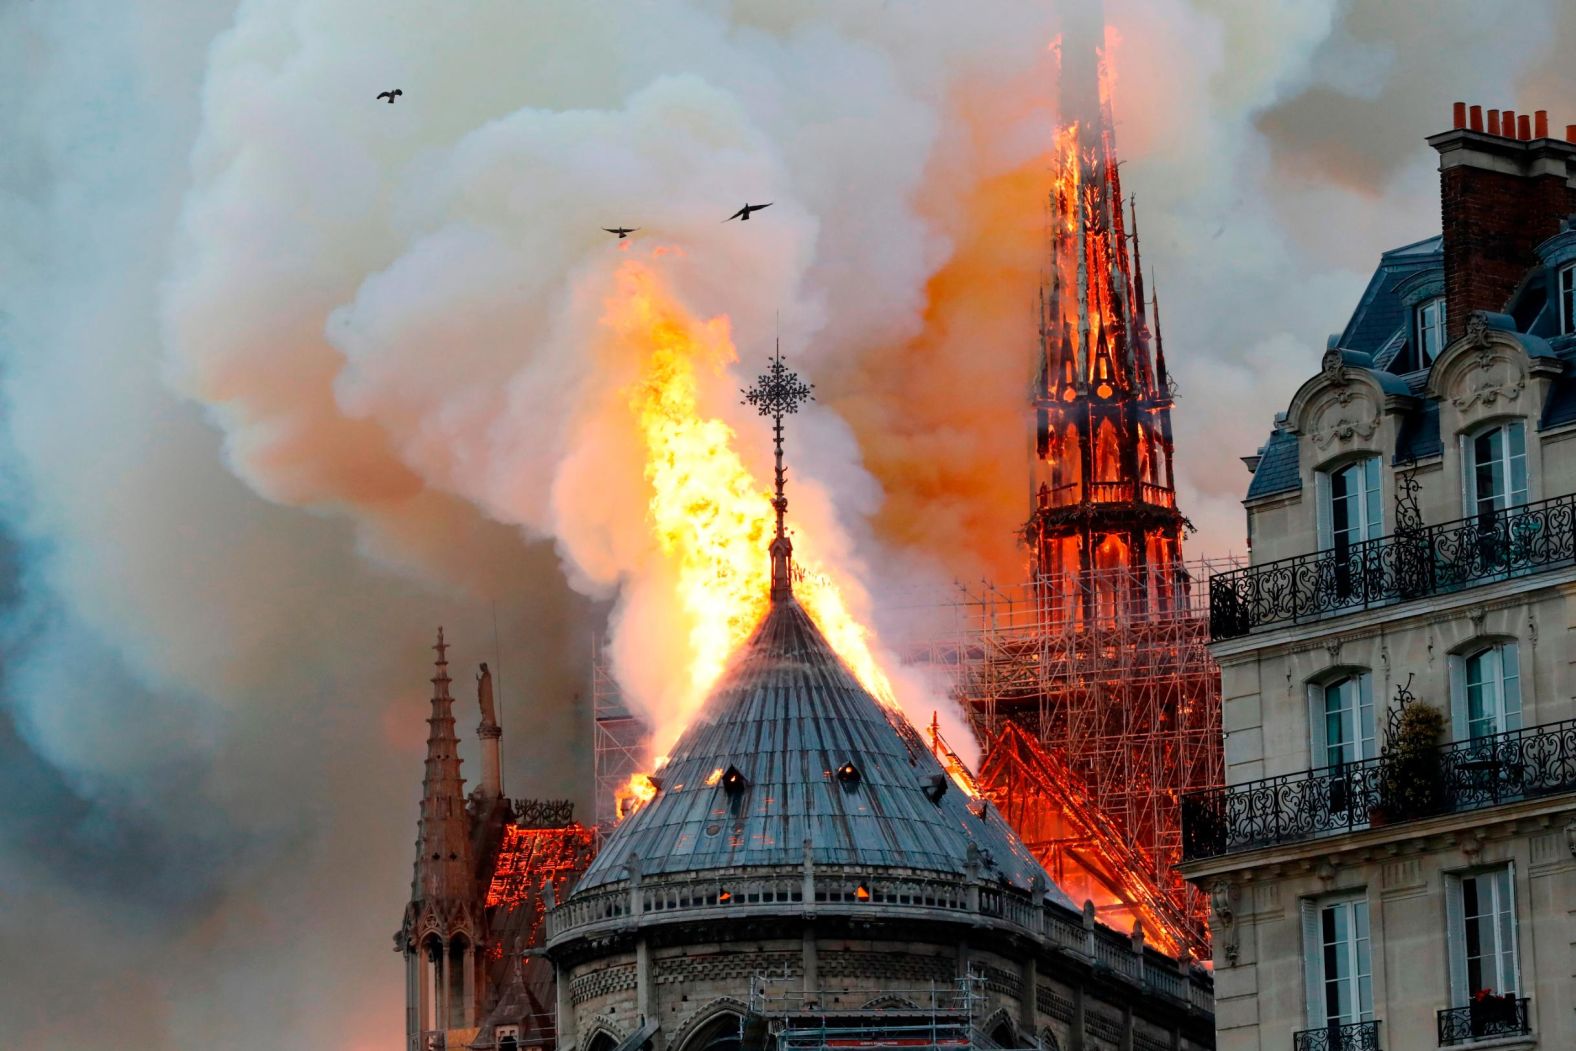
top-left (742, 341), bottom-right (814, 601)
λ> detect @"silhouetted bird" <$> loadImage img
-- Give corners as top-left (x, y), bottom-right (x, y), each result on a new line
top-left (377, 89), bottom-right (403, 104)
top-left (725, 202), bottom-right (772, 222)
top-left (603, 227), bottom-right (639, 239)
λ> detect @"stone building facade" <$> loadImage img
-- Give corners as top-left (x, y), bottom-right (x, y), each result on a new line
top-left (1180, 105), bottom-right (1576, 1050)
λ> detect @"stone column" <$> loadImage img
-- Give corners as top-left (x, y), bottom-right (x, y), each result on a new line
top-left (1020, 956), bottom-right (1038, 1032)
top-left (1071, 985), bottom-right (1085, 1051)
top-left (636, 936), bottom-right (652, 1022)
top-left (417, 941), bottom-right (432, 1039)
top-left (406, 950), bottom-right (419, 1049)
top-left (438, 937), bottom-right (450, 1031)
top-left (463, 943), bottom-right (477, 1028)
top-left (479, 724), bottom-right (503, 799)
top-left (556, 963), bottom-right (577, 1051)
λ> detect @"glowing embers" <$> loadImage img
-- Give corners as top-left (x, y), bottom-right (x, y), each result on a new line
top-left (854, 883), bottom-right (871, 901)
top-left (616, 772), bottom-right (659, 820)
top-left (834, 761), bottom-right (861, 789)
top-left (719, 765), bottom-right (749, 797)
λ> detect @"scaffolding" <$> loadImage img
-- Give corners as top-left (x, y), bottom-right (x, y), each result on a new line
top-left (591, 636), bottom-right (647, 828)
top-left (905, 556), bottom-right (1238, 958)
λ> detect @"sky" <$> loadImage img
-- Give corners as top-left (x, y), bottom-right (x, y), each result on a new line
top-left (2, 1), bottom-right (1574, 1047)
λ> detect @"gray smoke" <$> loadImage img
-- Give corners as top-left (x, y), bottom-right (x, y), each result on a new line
top-left (2, 1), bottom-right (1574, 1048)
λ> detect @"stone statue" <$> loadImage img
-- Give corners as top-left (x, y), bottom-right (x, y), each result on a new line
top-left (477, 662), bottom-right (497, 728)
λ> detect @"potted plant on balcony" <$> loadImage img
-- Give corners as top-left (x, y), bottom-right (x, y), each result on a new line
top-left (1371, 678), bottom-right (1445, 825)
top-left (1469, 988), bottom-right (1519, 1036)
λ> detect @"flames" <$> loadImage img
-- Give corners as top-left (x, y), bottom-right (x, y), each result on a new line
top-left (615, 772), bottom-right (659, 820)
top-left (604, 260), bottom-right (901, 790)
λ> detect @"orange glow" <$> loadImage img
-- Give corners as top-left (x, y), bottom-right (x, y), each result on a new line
top-left (615, 772), bottom-right (658, 819)
top-left (704, 766), bottom-right (724, 786)
top-left (604, 261), bottom-right (904, 798)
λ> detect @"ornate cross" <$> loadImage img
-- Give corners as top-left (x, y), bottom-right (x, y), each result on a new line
top-left (742, 344), bottom-right (813, 599)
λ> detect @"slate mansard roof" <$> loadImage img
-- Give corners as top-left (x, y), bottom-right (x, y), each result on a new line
top-left (575, 596), bottom-right (1069, 906)
top-left (1244, 222), bottom-right (1576, 503)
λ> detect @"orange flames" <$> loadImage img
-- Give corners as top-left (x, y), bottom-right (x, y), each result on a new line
top-left (604, 260), bottom-right (901, 783)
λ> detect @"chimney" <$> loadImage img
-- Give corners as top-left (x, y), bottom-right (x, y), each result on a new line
top-left (1429, 102), bottom-right (1576, 339)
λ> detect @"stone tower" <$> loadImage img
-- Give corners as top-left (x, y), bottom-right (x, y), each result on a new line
top-left (1028, 4), bottom-right (1185, 619)
top-left (400, 628), bottom-right (484, 1047)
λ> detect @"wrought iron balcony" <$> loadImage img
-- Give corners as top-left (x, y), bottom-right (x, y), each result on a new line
top-left (1437, 996), bottom-right (1531, 1045)
top-left (1209, 492), bottom-right (1576, 640)
top-left (1181, 718), bottom-right (1576, 861)
top-left (1292, 1020), bottom-right (1381, 1051)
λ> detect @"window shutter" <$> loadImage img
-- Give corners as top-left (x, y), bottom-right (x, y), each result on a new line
top-left (1502, 643), bottom-right (1522, 731)
top-left (1504, 861), bottom-right (1521, 995)
top-left (1316, 470), bottom-right (1333, 550)
top-left (1460, 432), bottom-right (1474, 517)
top-left (1358, 673), bottom-right (1376, 761)
top-left (1508, 424), bottom-right (1528, 506)
top-left (1308, 682), bottom-right (1328, 769)
top-left (1445, 874), bottom-right (1467, 1006)
top-left (1363, 457), bottom-right (1382, 539)
top-left (1448, 655), bottom-right (1468, 742)
top-left (1301, 898), bottom-right (1324, 1028)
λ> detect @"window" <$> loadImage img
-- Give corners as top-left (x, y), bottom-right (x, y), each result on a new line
top-left (1311, 673), bottom-right (1377, 767)
top-left (1318, 456), bottom-right (1383, 552)
top-left (1416, 296), bottom-right (1447, 367)
top-left (1447, 865), bottom-right (1519, 1003)
top-left (1302, 895), bottom-right (1373, 1030)
top-left (1451, 643), bottom-right (1522, 739)
top-left (1560, 263), bottom-right (1574, 336)
top-left (1464, 422), bottom-right (1528, 517)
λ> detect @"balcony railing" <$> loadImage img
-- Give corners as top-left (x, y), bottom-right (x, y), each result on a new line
top-left (1293, 1020), bottom-right (1381, 1051)
top-left (1037, 480), bottom-right (1176, 509)
top-left (1181, 718), bottom-right (1576, 861)
top-left (1437, 996), bottom-right (1531, 1046)
top-left (1209, 492), bottom-right (1576, 640)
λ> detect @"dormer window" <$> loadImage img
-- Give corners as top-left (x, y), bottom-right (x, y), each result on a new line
top-left (1559, 263), bottom-right (1574, 335)
top-left (1415, 295), bottom-right (1446, 367)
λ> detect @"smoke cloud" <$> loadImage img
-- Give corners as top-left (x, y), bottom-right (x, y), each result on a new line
top-left (3, 0), bottom-right (1575, 1047)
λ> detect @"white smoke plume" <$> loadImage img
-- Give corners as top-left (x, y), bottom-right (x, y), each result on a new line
top-left (3, 0), bottom-right (1575, 1047)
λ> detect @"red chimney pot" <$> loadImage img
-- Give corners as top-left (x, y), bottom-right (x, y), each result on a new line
top-left (1567, 124), bottom-right (1576, 143)
top-left (1453, 101), bottom-right (1467, 129)
top-left (1469, 105), bottom-right (1483, 132)
top-left (1488, 109), bottom-right (1502, 136)
top-left (1518, 114), bottom-right (1532, 140)
top-left (1535, 111), bottom-right (1549, 139)
top-left (1504, 109), bottom-right (1517, 138)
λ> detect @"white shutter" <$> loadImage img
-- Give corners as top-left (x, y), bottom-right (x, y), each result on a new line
top-left (1301, 898), bottom-right (1324, 1027)
top-left (1316, 470), bottom-right (1333, 551)
top-left (1502, 643), bottom-right (1522, 731)
top-left (1448, 655), bottom-right (1468, 742)
top-left (1445, 874), bottom-right (1467, 1006)
top-left (1358, 673), bottom-right (1376, 761)
top-left (1308, 682), bottom-right (1328, 769)
top-left (1503, 861), bottom-right (1521, 995)
top-left (1363, 457), bottom-right (1383, 539)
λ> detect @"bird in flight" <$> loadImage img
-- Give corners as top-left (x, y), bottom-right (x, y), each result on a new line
top-left (376, 89), bottom-right (403, 104)
top-left (603, 227), bottom-right (639, 239)
top-left (725, 202), bottom-right (772, 222)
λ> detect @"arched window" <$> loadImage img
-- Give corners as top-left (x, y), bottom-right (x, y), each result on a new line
top-left (1095, 419), bottom-right (1121, 484)
top-left (1309, 671), bottom-right (1376, 768)
top-left (679, 1011), bottom-right (742, 1051)
top-left (1317, 456), bottom-right (1382, 552)
top-left (1450, 642), bottom-right (1522, 740)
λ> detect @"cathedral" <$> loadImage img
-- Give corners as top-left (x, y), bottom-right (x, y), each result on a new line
top-left (396, 543), bottom-right (1215, 1051)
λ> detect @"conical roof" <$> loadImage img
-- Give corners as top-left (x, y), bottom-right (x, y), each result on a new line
top-left (576, 598), bottom-right (1070, 907)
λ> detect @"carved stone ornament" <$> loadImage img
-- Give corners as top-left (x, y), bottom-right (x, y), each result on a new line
top-left (1321, 348), bottom-right (1347, 384)
top-left (1310, 414), bottom-right (1379, 449)
top-left (1210, 880), bottom-right (1235, 927)
top-left (1448, 320), bottom-right (1525, 411)
top-left (1565, 818), bottom-right (1576, 859)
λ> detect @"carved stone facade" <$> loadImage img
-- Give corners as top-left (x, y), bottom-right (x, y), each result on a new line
top-left (1186, 108), bottom-right (1576, 1051)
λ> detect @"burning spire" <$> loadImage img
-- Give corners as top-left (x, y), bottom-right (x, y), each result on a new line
top-left (741, 344), bottom-right (814, 602)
